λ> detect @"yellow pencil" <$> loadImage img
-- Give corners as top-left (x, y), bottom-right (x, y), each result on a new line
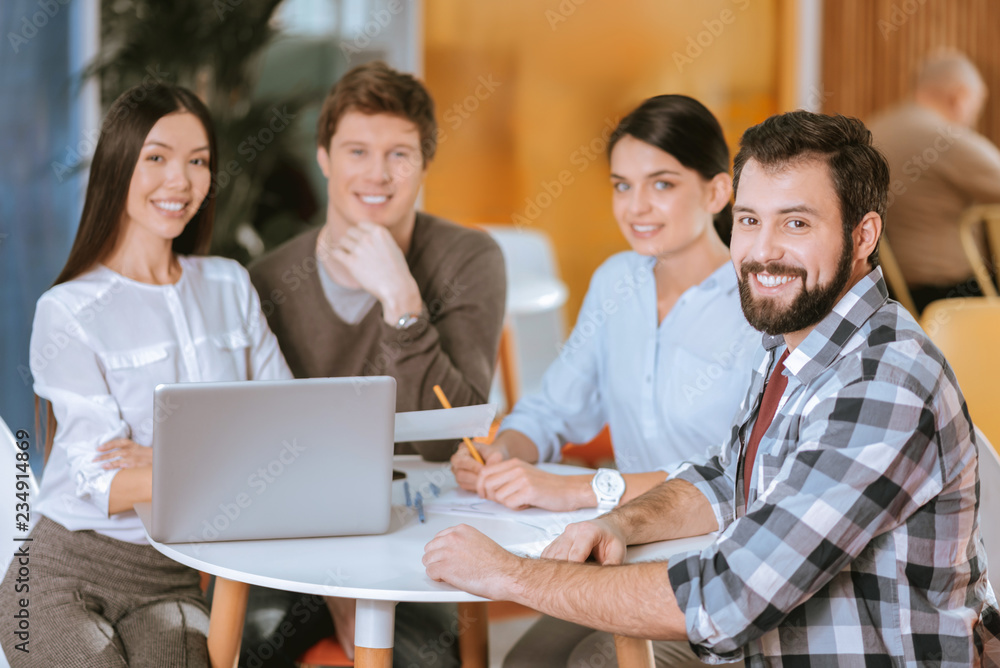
top-left (432, 384), bottom-right (485, 465)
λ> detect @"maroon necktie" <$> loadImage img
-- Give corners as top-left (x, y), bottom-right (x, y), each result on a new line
top-left (743, 350), bottom-right (790, 509)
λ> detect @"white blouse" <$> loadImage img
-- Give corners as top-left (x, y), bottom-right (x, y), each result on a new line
top-left (31, 256), bottom-right (292, 543)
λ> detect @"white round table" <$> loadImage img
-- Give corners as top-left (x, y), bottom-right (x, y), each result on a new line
top-left (135, 456), bottom-right (715, 668)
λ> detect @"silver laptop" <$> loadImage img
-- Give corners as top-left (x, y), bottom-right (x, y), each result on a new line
top-left (151, 376), bottom-right (396, 543)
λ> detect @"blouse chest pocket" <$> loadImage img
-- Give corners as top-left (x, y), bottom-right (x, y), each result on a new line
top-left (212, 329), bottom-right (251, 351)
top-left (99, 344), bottom-right (170, 371)
top-left (97, 343), bottom-right (176, 410)
top-left (205, 328), bottom-right (251, 381)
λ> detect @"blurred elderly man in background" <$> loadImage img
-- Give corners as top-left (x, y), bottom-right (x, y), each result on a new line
top-left (869, 51), bottom-right (1000, 312)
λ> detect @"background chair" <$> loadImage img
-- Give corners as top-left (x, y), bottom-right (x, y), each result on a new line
top-left (959, 203), bottom-right (1000, 297)
top-left (299, 637), bottom-right (354, 667)
top-left (920, 298), bottom-right (1000, 450)
top-left (878, 236), bottom-right (919, 316)
top-left (560, 425), bottom-right (616, 470)
top-left (976, 427), bottom-right (1000, 594)
top-left (483, 226), bottom-right (620, 472)
top-left (481, 225), bottom-right (569, 411)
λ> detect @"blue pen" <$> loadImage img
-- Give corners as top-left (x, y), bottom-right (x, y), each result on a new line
top-left (429, 482), bottom-right (441, 498)
top-left (415, 492), bottom-right (426, 523)
top-left (404, 481), bottom-right (412, 507)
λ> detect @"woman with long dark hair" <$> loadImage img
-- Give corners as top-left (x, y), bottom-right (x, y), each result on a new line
top-left (0, 83), bottom-right (290, 667)
top-left (452, 95), bottom-right (753, 667)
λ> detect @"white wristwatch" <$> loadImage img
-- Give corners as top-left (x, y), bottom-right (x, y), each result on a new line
top-left (591, 468), bottom-right (626, 511)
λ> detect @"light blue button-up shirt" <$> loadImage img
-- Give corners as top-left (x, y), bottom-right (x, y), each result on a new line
top-left (499, 251), bottom-right (759, 473)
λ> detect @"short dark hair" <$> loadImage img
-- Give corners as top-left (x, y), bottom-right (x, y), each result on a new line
top-left (316, 61), bottom-right (438, 165)
top-left (732, 111), bottom-right (889, 267)
top-left (54, 83), bottom-right (217, 286)
top-left (608, 94), bottom-right (733, 242)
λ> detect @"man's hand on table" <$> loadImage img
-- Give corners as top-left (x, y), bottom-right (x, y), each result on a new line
top-left (423, 524), bottom-right (522, 600)
top-left (424, 515), bottom-right (630, 588)
top-left (424, 521), bottom-right (690, 642)
top-left (541, 517), bottom-right (627, 565)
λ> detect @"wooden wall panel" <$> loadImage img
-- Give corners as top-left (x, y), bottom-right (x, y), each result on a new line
top-left (822, 0), bottom-right (1000, 146)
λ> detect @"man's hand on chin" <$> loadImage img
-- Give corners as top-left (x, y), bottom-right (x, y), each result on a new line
top-left (330, 221), bottom-right (422, 322)
top-left (423, 525), bottom-right (521, 600)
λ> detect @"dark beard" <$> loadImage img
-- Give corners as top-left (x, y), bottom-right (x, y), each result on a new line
top-left (738, 239), bottom-right (854, 336)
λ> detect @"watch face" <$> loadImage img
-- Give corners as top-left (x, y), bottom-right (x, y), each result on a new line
top-left (396, 314), bottom-right (420, 329)
top-left (595, 470), bottom-right (625, 497)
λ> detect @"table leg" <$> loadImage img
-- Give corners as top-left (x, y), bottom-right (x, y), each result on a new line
top-left (355, 599), bottom-right (397, 668)
top-left (457, 601), bottom-right (489, 668)
top-left (614, 635), bottom-right (654, 668)
top-left (208, 577), bottom-right (250, 668)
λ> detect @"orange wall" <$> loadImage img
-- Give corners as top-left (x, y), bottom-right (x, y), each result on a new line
top-left (424, 0), bottom-right (782, 319)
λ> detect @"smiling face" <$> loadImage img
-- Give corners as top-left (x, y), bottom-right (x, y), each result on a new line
top-left (731, 157), bottom-right (862, 345)
top-left (122, 112), bottom-right (211, 246)
top-left (609, 134), bottom-right (729, 259)
top-left (317, 110), bottom-right (426, 239)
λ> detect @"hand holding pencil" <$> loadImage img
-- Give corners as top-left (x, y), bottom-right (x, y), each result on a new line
top-left (450, 439), bottom-right (510, 493)
top-left (432, 384), bottom-right (485, 465)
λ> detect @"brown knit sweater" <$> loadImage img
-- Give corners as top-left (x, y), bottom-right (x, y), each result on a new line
top-left (248, 213), bottom-right (506, 460)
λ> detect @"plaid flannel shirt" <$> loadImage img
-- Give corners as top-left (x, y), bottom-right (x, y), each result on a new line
top-left (668, 268), bottom-right (1000, 666)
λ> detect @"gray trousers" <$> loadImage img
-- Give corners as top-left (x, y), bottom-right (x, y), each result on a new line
top-left (503, 615), bottom-right (744, 668)
top-left (0, 516), bottom-right (209, 667)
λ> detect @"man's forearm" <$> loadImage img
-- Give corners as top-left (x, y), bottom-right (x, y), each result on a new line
top-left (506, 558), bottom-right (688, 640)
top-left (619, 471), bottom-right (669, 505)
top-left (611, 478), bottom-right (718, 545)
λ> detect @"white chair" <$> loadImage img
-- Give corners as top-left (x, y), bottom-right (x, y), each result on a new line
top-left (976, 426), bottom-right (1000, 594)
top-left (1, 416), bottom-right (38, 668)
top-left (482, 225), bottom-right (569, 410)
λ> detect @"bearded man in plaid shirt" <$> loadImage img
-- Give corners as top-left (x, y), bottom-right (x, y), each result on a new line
top-left (423, 110), bottom-right (1000, 666)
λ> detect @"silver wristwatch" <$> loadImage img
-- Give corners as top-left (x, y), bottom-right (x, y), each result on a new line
top-left (591, 468), bottom-right (626, 511)
top-left (395, 312), bottom-right (421, 330)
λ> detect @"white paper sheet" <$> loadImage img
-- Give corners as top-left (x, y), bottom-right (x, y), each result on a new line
top-left (502, 539), bottom-right (555, 559)
top-left (393, 404), bottom-right (497, 442)
top-left (423, 487), bottom-right (602, 537)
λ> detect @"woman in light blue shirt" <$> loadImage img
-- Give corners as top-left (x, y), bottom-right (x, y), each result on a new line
top-left (451, 95), bottom-right (754, 667)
